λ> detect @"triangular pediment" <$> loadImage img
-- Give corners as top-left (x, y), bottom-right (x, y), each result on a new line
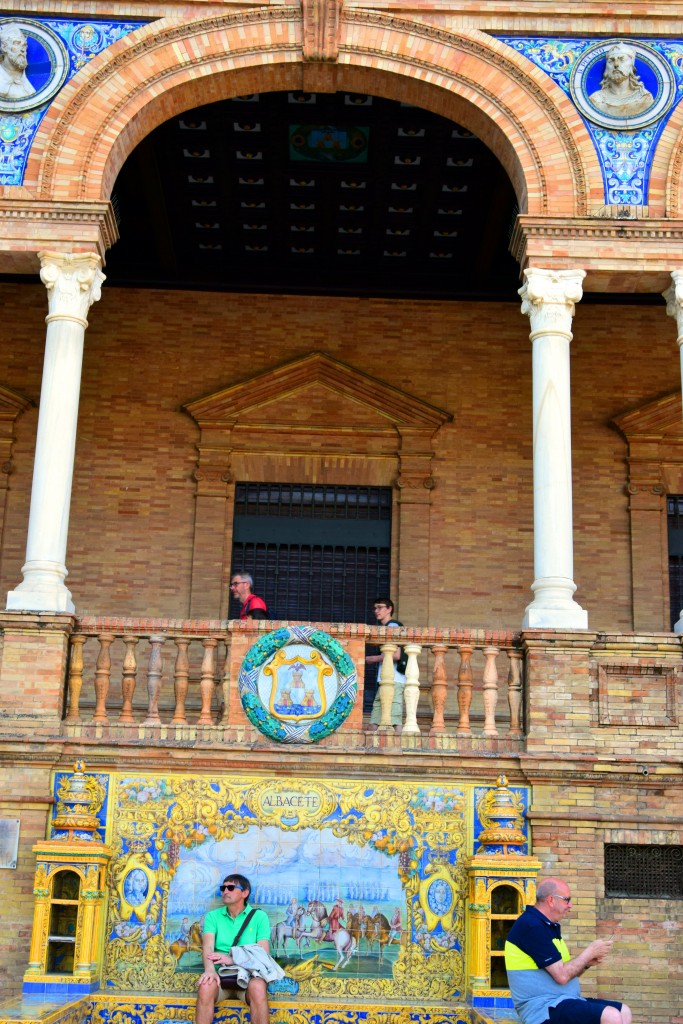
top-left (235, 382), bottom-right (393, 428)
top-left (0, 383), bottom-right (33, 424)
top-left (183, 352), bottom-right (452, 431)
top-left (612, 391), bottom-right (682, 440)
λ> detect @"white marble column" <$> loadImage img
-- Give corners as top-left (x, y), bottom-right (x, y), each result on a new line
top-left (663, 270), bottom-right (683, 633)
top-left (6, 251), bottom-right (104, 613)
top-left (520, 267), bottom-right (588, 629)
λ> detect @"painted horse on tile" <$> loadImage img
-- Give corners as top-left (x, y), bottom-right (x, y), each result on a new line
top-left (304, 899), bottom-right (357, 970)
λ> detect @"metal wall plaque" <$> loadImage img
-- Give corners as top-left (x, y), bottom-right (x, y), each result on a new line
top-left (0, 818), bottom-right (20, 869)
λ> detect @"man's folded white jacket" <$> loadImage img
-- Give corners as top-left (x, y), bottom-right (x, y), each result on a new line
top-left (218, 943), bottom-right (286, 989)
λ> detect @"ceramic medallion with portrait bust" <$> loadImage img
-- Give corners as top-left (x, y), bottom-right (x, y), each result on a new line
top-left (571, 39), bottom-right (675, 131)
top-left (0, 19), bottom-right (68, 112)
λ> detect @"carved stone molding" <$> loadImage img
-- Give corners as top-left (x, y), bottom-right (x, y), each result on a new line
top-left (0, 200), bottom-right (117, 274)
top-left (664, 269), bottom-right (683, 342)
top-left (193, 463), bottom-right (232, 498)
top-left (519, 267), bottom-right (585, 338)
top-left (513, 215), bottom-right (683, 292)
top-left (39, 251), bottom-right (105, 326)
top-left (303, 0), bottom-right (342, 61)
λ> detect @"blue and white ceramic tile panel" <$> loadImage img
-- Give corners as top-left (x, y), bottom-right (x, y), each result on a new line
top-left (498, 38), bottom-right (683, 206)
top-left (0, 18), bottom-right (143, 186)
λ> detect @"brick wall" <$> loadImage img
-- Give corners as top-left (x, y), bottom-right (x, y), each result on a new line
top-left (0, 766), bottom-right (53, 998)
top-left (0, 282), bottom-right (677, 631)
top-left (529, 792), bottom-right (683, 1024)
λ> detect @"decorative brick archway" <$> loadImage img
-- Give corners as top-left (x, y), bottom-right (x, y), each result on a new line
top-left (24, 11), bottom-right (601, 220)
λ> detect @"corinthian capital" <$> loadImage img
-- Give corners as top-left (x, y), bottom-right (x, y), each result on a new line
top-left (519, 268), bottom-right (585, 338)
top-left (39, 251), bottom-right (105, 325)
top-left (663, 269), bottom-right (683, 344)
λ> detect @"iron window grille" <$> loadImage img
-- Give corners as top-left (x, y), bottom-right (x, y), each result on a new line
top-left (667, 495), bottom-right (683, 629)
top-left (230, 483), bottom-right (392, 623)
top-left (604, 843), bottom-right (683, 899)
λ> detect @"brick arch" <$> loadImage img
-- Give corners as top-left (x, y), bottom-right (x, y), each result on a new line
top-left (25, 11), bottom-right (600, 217)
top-left (656, 101), bottom-right (683, 217)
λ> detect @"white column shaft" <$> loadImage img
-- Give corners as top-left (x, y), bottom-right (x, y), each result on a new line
top-left (25, 320), bottom-right (84, 568)
top-left (531, 330), bottom-right (574, 581)
top-left (520, 267), bottom-right (588, 630)
top-left (6, 252), bottom-right (104, 613)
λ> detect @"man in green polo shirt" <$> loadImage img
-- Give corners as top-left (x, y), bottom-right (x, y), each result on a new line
top-left (196, 873), bottom-right (271, 1024)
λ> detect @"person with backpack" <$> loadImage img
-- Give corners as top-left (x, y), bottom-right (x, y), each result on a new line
top-left (365, 598), bottom-right (407, 734)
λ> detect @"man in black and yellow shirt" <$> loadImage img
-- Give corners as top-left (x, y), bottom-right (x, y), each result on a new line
top-left (504, 878), bottom-right (631, 1024)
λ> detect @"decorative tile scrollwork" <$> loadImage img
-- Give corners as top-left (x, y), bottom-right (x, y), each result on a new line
top-left (499, 36), bottom-right (683, 206)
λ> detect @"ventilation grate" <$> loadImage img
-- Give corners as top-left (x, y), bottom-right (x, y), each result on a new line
top-left (605, 843), bottom-right (683, 899)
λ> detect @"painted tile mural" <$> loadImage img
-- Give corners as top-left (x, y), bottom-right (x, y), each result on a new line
top-left (91, 773), bottom-right (529, 1001)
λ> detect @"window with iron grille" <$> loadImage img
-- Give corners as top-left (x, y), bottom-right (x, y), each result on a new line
top-left (230, 483), bottom-right (392, 623)
top-left (667, 495), bottom-right (683, 629)
top-left (604, 843), bottom-right (683, 899)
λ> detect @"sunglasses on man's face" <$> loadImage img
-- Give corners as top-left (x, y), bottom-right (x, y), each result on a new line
top-left (220, 883), bottom-right (244, 892)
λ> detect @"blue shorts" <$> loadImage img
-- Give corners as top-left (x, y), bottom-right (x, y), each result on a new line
top-left (548, 998), bottom-right (623, 1024)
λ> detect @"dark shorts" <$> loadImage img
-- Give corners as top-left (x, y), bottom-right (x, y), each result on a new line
top-left (548, 998), bottom-right (623, 1024)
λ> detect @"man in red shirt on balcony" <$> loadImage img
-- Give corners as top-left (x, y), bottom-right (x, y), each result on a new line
top-left (230, 574), bottom-right (269, 619)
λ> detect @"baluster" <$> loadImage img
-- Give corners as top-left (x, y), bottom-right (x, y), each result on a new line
top-left (482, 645), bottom-right (499, 737)
top-left (119, 635), bottom-right (139, 723)
top-left (170, 638), bottom-right (190, 725)
top-left (92, 634), bottom-right (114, 724)
top-left (507, 648), bottom-right (523, 737)
top-left (218, 642), bottom-right (231, 725)
top-left (403, 643), bottom-right (422, 735)
top-left (429, 643), bottom-right (448, 734)
top-left (456, 644), bottom-right (473, 737)
top-left (197, 637), bottom-right (218, 725)
top-left (65, 635), bottom-right (86, 722)
top-left (143, 635), bottom-right (165, 726)
top-left (377, 642), bottom-right (398, 732)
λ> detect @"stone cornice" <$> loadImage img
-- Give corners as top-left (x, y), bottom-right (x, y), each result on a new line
top-left (0, 200), bottom-right (118, 274)
top-left (512, 214), bottom-right (683, 292)
top-left (2, 2), bottom-right (683, 36)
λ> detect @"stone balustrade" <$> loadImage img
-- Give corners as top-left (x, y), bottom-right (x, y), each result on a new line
top-left (63, 617), bottom-right (524, 745)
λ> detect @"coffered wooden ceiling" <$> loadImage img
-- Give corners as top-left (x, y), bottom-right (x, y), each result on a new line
top-left (106, 89), bottom-right (521, 299)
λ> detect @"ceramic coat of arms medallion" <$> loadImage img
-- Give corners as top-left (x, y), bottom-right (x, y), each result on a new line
top-left (238, 625), bottom-right (357, 742)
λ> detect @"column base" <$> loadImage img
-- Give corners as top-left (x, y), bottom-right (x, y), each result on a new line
top-left (522, 576), bottom-right (588, 630)
top-left (7, 586), bottom-right (75, 613)
top-left (6, 560), bottom-right (74, 613)
top-left (674, 613), bottom-right (683, 634)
